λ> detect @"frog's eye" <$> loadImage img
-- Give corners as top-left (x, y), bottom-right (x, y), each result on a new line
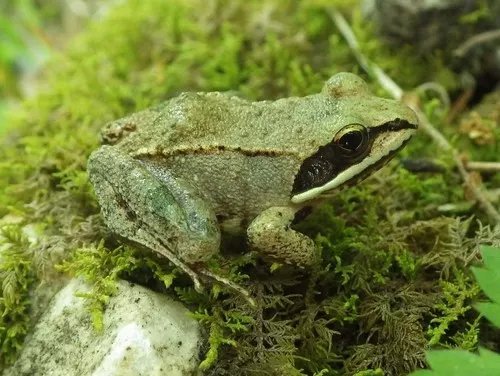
top-left (333, 124), bottom-right (369, 156)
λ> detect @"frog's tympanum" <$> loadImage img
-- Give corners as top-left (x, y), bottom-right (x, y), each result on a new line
top-left (88, 73), bottom-right (418, 292)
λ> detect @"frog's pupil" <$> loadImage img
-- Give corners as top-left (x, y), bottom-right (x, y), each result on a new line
top-left (339, 131), bottom-right (363, 152)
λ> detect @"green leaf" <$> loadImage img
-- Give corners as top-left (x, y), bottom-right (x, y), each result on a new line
top-left (414, 348), bottom-right (500, 376)
top-left (479, 246), bottom-right (500, 271)
top-left (475, 302), bottom-right (500, 328)
top-left (471, 247), bottom-right (500, 303)
top-left (472, 267), bottom-right (500, 302)
top-left (410, 371), bottom-right (433, 376)
top-left (426, 349), bottom-right (483, 373)
top-left (471, 246), bottom-right (500, 326)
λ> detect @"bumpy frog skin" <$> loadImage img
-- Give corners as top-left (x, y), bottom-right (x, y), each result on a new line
top-left (88, 73), bottom-right (418, 291)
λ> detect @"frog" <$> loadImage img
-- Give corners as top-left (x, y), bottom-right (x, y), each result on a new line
top-left (87, 72), bottom-right (418, 295)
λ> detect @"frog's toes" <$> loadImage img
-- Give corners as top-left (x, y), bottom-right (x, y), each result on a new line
top-left (198, 268), bottom-right (255, 306)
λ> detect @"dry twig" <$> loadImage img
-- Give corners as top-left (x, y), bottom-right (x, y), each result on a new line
top-left (465, 161), bottom-right (500, 173)
top-left (446, 88), bottom-right (474, 124)
top-left (453, 29), bottom-right (500, 58)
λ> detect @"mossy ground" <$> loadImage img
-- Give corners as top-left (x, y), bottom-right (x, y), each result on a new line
top-left (1, 1), bottom-right (499, 375)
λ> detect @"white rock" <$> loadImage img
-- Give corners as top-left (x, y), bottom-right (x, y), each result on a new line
top-left (4, 279), bottom-right (202, 376)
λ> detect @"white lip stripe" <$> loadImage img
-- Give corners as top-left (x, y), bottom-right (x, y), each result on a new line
top-left (290, 130), bottom-right (414, 204)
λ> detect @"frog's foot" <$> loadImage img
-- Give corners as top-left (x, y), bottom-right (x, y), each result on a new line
top-left (247, 206), bottom-right (319, 267)
top-left (145, 236), bottom-right (204, 292)
top-left (137, 235), bottom-right (256, 303)
top-left (145, 236), bottom-right (254, 303)
top-left (197, 267), bottom-right (256, 306)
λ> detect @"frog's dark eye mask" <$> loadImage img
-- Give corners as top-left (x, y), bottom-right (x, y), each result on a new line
top-left (291, 118), bottom-right (417, 203)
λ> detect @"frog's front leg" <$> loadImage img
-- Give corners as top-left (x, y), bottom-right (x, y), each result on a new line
top-left (87, 145), bottom-right (221, 292)
top-left (247, 206), bottom-right (319, 267)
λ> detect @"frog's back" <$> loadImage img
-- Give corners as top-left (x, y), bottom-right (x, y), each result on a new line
top-left (100, 91), bottom-right (338, 160)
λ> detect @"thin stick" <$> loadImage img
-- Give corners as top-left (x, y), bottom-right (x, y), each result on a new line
top-left (466, 161), bottom-right (500, 173)
top-left (446, 88), bottom-right (474, 124)
top-left (454, 29), bottom-right (500, 58)
top-left (453, 150), bottom-right (500, 223)
top-left (330, 9), bottom-right (500, 225)
top-left (416, 82), bottom-right (451, 111)
top-left (330, 10), bottom-right (403, 100)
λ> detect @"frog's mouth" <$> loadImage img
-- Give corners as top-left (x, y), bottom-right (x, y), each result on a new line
top-left (290, 119), bottom-right (417, 204)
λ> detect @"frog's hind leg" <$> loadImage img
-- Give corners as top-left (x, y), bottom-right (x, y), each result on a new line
top-left (88, 145), bottom-right (221, 292)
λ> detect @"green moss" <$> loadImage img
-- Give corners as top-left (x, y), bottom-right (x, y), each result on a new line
top-left (56, 241), bottom-right (178, 330)
top-left (427, 269), bottom-right (481, 347)
top-left (0, 225), bottom-right (36, 367)
top-left (1, 0), bottom-right (499, 374)
top-left (454, 91), bottom-right (500, 163)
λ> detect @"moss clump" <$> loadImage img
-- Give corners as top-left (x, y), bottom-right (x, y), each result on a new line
top-left (0, 225), bottom-right (36, 368)
top-left (457, 91), bottom-right (500, 163)
top-left (55, 241), bottom-right (179, 331)
top-left (1, 0), bottom-right (499, 375)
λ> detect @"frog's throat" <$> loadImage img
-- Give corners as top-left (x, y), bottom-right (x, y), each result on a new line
top-left (290, 126), bottom-right (416, 204)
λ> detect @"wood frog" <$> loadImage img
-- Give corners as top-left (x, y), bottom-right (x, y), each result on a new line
top-left (88, 72), bottom-right (418, 293)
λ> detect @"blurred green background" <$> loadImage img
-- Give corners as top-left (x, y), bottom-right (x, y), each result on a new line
top-left (0, 0), bottom-right (112, 133)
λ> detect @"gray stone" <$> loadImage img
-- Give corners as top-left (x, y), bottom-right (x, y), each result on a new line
top-left (4, 279), bottom-right (202, 376)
